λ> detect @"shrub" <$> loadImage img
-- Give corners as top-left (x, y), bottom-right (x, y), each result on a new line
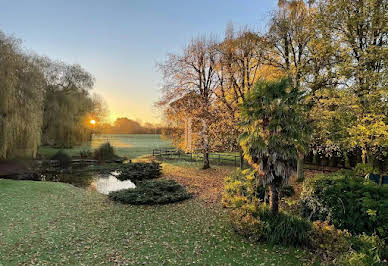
top-left (337, 234), bottom-right (384, 265)
top-left (299, 172), bottom-right (388, 241)
top-left (80, 150), bottom-right (92, 159)
top-left (229, 205), bottom-right (311, 246)
top-left (255, 205), bottom-right (312, 246)
top-left (108, 179), bottom-right (191, 205)
top-left (51, 150), bottom-right (72, 168)
top-left (223, 170), bottom-right (295, 209)
top-left (230, 209), bottom-right (265, 242)
top-left (354, 163), bottom-right (378, 177)
top-left (308, 221), bottom-right (351, 261)
top-left (222, 169), bottom-right (259, 208)
top-left (115, 162), bottom-right (161, 182)
top-left (280, 185), bottom-right (295, 198)
top-left (93, 142), bottom-right (117, 161)
top-left (224, 169), bottom-right (310, 246)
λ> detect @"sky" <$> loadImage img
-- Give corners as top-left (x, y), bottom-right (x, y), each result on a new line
top-left (0, 0), bottom-right (278, 124)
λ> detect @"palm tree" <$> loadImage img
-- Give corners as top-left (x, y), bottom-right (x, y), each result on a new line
top-left (239, 79), bottom-right (309, 214)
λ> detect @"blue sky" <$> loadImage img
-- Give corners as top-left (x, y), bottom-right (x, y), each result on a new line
top-left (0, 0), bottom-right (278, 123)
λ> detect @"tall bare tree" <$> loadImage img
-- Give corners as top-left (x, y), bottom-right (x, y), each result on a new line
top-left (214, 27), bottom-right (283, 165)
top-left (158, 37), bottom-right (219, 169)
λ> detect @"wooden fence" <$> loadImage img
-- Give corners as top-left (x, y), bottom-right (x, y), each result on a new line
top-left (152, 148), bottom-right (353, 172)
top-left (152, 148), bottom-right (246, 168)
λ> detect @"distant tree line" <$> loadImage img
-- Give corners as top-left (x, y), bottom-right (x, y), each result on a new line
top-left (158, 0), bottom-right (387, 170)
top-left (97, 118), bottom-right (162, 134)
top-left (0, 31), bottom-right (106, 159)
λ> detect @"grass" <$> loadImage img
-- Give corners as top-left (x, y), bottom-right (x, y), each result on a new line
top-left (39, 134), bottom-right (172, 159)
top-left (0, 179), bottom-right (313, 265)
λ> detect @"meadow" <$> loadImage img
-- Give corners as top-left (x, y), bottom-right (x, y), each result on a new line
top-left (39, 134), bottom-right (172, 159)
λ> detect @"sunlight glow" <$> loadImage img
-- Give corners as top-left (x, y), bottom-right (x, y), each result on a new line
top-left (90, 119), bottom-right (96, 125)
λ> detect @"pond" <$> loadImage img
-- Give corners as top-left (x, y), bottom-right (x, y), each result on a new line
top-left (92, 171), bottom-right (136, 195)
top-left (40, 168), bottom-right (136, 195)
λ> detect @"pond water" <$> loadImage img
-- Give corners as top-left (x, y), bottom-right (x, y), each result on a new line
top-left (92, 171), bottom-right (136, 195)
top-left (40, 168), bottom-right (136, 195)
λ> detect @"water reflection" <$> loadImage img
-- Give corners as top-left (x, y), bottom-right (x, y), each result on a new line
top-left (93, 173), bottom-right (136, 195)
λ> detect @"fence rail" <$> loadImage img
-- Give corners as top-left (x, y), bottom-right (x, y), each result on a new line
top-left (152, 148), bottom-right (246, 168)
top-left (152, 148), bottom-right (356, 172)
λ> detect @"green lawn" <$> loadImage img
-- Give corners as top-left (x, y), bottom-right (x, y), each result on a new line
top-left (39, 134), bottom-right (172, 159)
top-left (0, 179), bottom-right (312, 265)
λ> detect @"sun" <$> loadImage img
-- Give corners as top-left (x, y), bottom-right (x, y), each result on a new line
top-left (90, 119), bottom-right (96, 125)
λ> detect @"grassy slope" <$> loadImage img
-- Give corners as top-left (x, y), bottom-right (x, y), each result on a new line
top-left (0, 179), bottom-right (311, 265)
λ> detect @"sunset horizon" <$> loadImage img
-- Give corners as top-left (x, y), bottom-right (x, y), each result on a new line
top-left (0, 0), bottom-right (278, 124)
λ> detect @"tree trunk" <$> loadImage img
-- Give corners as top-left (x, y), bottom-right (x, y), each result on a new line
top-left (201, 119), bottom-right (210, 169)
top-left (203, 151), bottom-right (210, 169)
top-left (268, 183), bottom-right (279, 214)
top-left (239, 149), bottom-right (244, 169)
top-left (343, 151), bottom-right (350, 168)
top-left (361, 148), bottom-right (367, 164)
top-left (297, 154), bottom-right (304, 181)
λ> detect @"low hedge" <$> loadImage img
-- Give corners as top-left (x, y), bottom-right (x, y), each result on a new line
top-left (115, 162), bottom-right (161, 182)
top-left (299, 171), bottom-right (388, 241)
top-left (108, 179), bottom-right (191, 205)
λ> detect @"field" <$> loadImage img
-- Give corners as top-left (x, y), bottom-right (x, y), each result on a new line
top-left (0, 178), bottom-right (313, 265)
top-left (39, 134), bottom-right (172, 159)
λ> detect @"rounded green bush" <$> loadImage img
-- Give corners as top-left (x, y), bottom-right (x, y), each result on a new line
top-left (299, 171), bottom-right (388, 241)
top-left (108, 179), bottom-right (192, 205)
top-left (115, 162), bottom-right (161, 182)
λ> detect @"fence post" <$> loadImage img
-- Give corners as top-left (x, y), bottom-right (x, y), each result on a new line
top-left (240, 154), bottom-right (243, 169)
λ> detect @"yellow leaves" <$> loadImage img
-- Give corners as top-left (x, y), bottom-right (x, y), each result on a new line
top-left (347, 113), bottom-right (388, 148)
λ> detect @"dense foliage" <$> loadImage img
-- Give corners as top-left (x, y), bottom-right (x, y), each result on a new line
top-left (93, 142), bottom-right (118, 161)
top-left (109, 179), bottom-right (191, 205)
top-left (299, 172), bottom-right (388, 241)
top-left (223, 169), bottom-right (295, 209)
top-left (230, 206), bottom-right (311, 246)
top-left (223, 164), bottom-right (387, 263)
top-left (0, 30), bottom-right (105, 159)
top-left (50, 150), bottom-right (72, 168)
top-left (239, 79), bottom-right (309, 213)
top-left (308, 221), bottom-right (384, 265)
top-left (223, 169), bottom-right (311, 246)
top-left (0, 33), bottom-right (45, 159)
top-left (338, 234), bottom-right (385, 265)
top-left (115, 162), bottom-right (162, 182)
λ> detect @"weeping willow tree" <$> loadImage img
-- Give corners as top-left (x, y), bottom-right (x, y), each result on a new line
top-left (0, 30), bottom-right (106, 158)
top-left (0, 32), bottom-right (45, 159)
top-left (40, 59), bottom-right (99, 147)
